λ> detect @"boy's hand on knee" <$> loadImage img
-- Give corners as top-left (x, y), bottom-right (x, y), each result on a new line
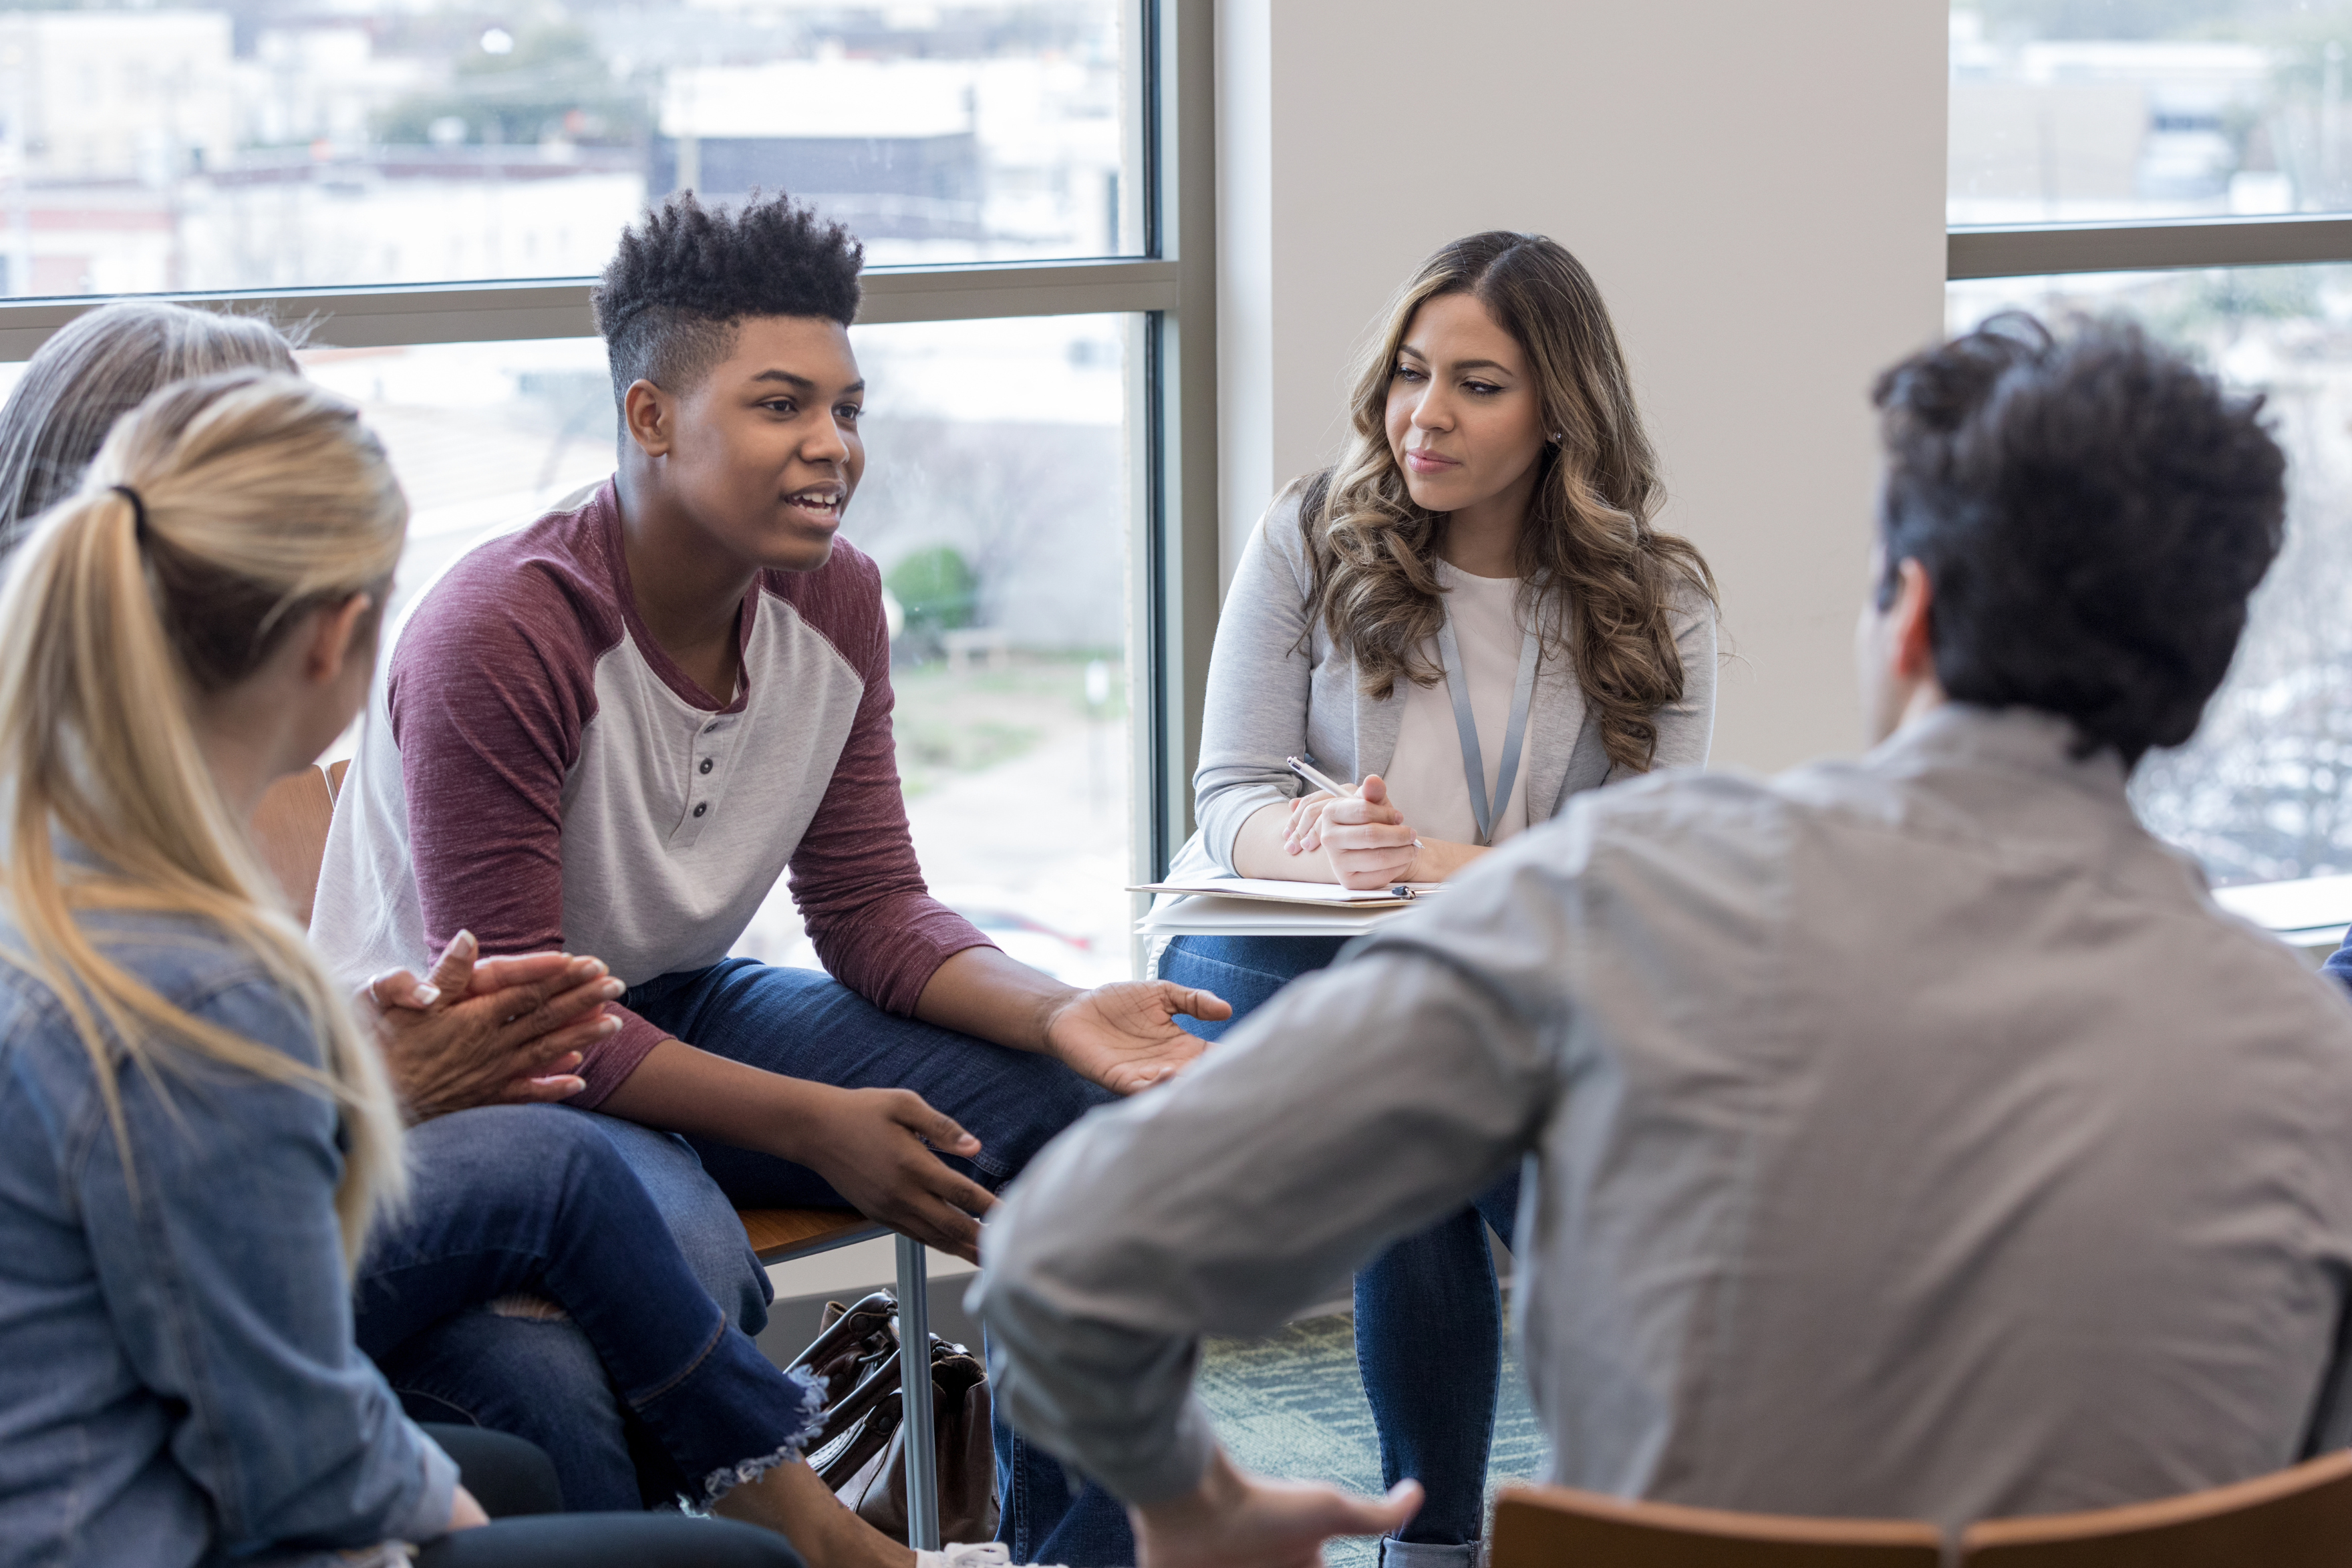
top-left (1044, 982), bottom-right (1230, 1095)
top-left (1133, 1448), bottom-right (1421, 1568)
top-left (799, 1087), bottom-right (998, 1264)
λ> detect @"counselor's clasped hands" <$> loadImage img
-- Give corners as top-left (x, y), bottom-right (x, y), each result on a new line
top-left (1283, 773), bottom-right (1421, 889)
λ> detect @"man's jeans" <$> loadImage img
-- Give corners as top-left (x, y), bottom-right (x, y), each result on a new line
top-left (626, 959), bottom-right (1131, 1566)
top-left (375, 1108), bottom-right (775, 1511)
top-left (1162, 935), bottom-right (1520, 1566)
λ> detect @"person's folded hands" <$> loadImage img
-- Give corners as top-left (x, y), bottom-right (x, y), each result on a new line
top-left (1294, 774), bottom-right (1419, 890)
top-left (359, 929), bottom-right (624, 1122)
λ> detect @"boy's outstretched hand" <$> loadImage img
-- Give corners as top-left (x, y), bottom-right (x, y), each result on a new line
top-left (1044, 981), bottom-right (1230, 1094)
top-left (1134, 1448), bottom-right (1422, 1568)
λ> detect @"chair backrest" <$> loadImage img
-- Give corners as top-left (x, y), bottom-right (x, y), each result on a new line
top-left (1958, 1450), bottom-right (2352, 1568)
top-left (249, 759), bottom-right (349, 926)
top-left (1489, 1485), bottom-right (1942, 1568)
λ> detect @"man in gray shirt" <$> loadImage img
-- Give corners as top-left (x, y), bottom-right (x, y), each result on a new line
top-left (972, 315), bottom-right (2352, 1565)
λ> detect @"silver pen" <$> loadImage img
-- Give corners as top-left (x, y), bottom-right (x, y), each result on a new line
top-left (1286, 754), bottom-right (1356, 798)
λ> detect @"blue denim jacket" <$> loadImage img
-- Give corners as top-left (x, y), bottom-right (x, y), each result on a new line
top-left (0, 907), bottom-right (454, 1568)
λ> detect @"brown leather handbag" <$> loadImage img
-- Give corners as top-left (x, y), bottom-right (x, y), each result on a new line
top-left (787, 1290), bottom-right (1000, 1545)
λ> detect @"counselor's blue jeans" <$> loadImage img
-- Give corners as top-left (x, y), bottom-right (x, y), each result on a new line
top-left (376, 1106), bottom-right (772, 1512)
top-left (1160, 935), bottom-right (1521, 1564)
top-left (627, 959), bottom-right (1134, 1567)
top-left (357, 1107), bottom-right (825, 1514)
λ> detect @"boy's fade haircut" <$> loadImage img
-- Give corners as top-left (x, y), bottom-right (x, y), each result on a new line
top-left (592, 189), bottom-right (865, 407)
top-left (1872, 311), bottom-right (2286, 767)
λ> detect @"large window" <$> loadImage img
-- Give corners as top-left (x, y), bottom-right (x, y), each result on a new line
top-left (1950, 267), bottom-right (2352, 884)
top-left (731, 313), bottom-right (1137, 983)
top-left (1952, 5), bottom-right (2352, 899)
top-left (0, 1), bottom-right (1145, 297)
top-left (1951, 0), bottom-right (2352, 224)
top-left (0, 0), bottom-right (1215, 977)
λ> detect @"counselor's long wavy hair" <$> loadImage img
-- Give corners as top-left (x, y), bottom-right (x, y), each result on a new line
top-left (1302, 231), bottom-right (1716, 772)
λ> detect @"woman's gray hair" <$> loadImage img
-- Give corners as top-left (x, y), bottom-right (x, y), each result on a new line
top-left (0, 302), bottom-right (298, 557)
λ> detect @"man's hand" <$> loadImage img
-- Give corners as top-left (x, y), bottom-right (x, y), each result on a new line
top-left (794, 1086), bottom-right (1000, 1264)
top-left (1044, 981), bottom-right (1230, 1094)
top-left (1134, 1448), bottom-right (1422, 1568)
top-left (445, 1485), bottom-right (490, 1533)
top-left (361, 930), bottom-right (623, 1122)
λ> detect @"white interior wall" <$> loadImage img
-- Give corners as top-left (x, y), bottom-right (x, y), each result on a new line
top-left (1215, 0), bottom-right (1950, 772)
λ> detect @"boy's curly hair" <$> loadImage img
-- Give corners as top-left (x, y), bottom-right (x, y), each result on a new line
top-left (592, 190), bottom-right (864, 405)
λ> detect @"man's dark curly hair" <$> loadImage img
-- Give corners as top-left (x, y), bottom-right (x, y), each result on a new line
top-left (1872, 313), bottom-right (2285, 766)
top-left (592, 190), bottom-right (864, 406)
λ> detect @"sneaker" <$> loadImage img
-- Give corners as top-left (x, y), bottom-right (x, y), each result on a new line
top-left (916, 1545), bottom-right (1069, 1568)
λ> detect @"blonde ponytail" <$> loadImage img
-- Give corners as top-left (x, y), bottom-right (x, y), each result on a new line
top-left (0, 371), bottom-right (408, 1264)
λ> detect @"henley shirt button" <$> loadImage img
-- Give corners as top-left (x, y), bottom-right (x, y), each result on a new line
top-left (699, 758), bottom-right (714, 774)
top-left (692, 802), bottom-right (708, 818)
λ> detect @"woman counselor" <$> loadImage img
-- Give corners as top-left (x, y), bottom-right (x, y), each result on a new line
top-left (1159, 230), bottom-right (1719, 1567)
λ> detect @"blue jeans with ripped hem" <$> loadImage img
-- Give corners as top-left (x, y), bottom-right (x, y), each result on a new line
top-left (1159, 934), bottom-right (1520, 1566)
top-left (623, 958), bottom-right (1131, 1566)
top-left (357, 1106), bottom-right (823, 1515)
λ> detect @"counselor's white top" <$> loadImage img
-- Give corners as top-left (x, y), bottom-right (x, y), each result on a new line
top-left (1383, 560), bottom-right (1533, 847)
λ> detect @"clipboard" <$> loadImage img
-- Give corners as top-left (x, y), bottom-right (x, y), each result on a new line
top-left (1126, 876), bottom-right (1434, 910)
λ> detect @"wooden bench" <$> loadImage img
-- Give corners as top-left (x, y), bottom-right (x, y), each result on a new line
top-left (253, 762), bottom-right (942, 1546)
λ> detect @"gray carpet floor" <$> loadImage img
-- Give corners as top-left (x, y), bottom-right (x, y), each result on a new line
top-left (1194, 1301), bottom-right (1547, 1568)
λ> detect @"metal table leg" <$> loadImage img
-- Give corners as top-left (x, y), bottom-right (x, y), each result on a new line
top-left (896, 1233), bottom-right (941, 1551)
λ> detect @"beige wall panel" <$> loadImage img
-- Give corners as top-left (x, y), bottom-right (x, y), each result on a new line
top-left (1217, 0), bottom-right (1948, 771)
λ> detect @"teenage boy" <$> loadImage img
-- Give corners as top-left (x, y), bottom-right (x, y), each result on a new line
top-left (311, 192), bottom-right (1225, 1559)
top-left (974, 315), bottom-right (2352, 1565)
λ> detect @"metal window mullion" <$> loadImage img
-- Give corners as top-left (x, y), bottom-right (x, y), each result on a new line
top-left (0, 259), bottom-right (1185, 359)
top-left (1951, 214), bottom-right (2352, 280)
top-left (1141, 0), bottom-right (1217, 883)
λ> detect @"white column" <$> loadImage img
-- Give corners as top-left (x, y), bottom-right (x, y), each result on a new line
top-left (1215, 0), bottom-right (1949, 771)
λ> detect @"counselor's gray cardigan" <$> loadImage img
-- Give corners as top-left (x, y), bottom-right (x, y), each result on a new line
top-left (1175, 487), bottom-right (1719, 878)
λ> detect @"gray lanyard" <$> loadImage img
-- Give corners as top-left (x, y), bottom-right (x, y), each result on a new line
top-left (1434, 605), bottom-right (1540, 847)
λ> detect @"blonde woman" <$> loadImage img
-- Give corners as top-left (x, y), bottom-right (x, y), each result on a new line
top-left (1161, 231), bottom-right (1718, 1567)
top-left (0, 370), bottom-right (871, 1567)
top-left (0, 299), bottom-right (785, 1517)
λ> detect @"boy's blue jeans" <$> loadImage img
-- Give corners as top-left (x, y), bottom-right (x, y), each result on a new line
top-left (1161, 935), bottom-right (1521, 1559)
top-left (632, 959), bottom-right (1133, 1567)
top-left (384, 959), bottom-right (1132, 1558)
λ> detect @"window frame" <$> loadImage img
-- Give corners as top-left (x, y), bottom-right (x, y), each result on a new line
top-left (1952, 214), bottom-right (2352, 279)
top-left (0, 0), bottom-right (1218, 899)
top-left (1948, 25), bottom-right (2352, 923)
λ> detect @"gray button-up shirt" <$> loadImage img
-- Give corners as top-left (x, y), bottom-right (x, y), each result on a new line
top-left (975, 705), bottom-right (2352, 1531)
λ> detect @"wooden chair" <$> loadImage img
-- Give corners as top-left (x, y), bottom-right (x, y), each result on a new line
top-left (249, 762), bottom-right (947, 1547)
top-left (1958, 1450), bottom-right (2352, 1567)
top-left (1489, 1485), bottom-right (1942, 1568)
